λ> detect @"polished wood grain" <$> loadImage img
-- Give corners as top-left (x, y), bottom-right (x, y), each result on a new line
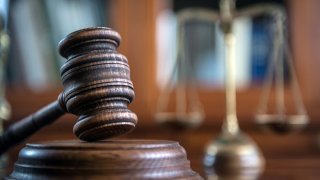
top-left (58, 27), bottom-right (137, 141)
top-left (7, 140), bottom-right (202, 180)
top-left (0, 27), bottom-right (139, 154)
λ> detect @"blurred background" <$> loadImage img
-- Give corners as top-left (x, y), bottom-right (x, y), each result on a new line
top-left (1, 0), bottom-right (320, 179)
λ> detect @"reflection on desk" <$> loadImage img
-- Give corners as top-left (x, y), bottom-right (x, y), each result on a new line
top-left (192, 157), bottom-right (320, 180)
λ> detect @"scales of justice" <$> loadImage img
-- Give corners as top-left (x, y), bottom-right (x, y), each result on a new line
top-left (154, 0), bottom-right (308, 179)
top-left (0, 0), bottom-right (308, 179)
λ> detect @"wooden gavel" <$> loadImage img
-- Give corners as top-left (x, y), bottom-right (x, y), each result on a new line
top-left (0, 27), bottom-right (138, 154)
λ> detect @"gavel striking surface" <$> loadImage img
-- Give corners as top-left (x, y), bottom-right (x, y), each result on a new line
top-left (7, 140), bottom-right (201, 180)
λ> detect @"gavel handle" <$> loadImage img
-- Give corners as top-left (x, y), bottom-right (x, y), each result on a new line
top-left (0, 100), bottom-right (66, 155)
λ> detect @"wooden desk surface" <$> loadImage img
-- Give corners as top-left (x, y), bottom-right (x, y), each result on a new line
top-left (6, 144), bottom-right (320, 179)
top-left (4, 98), bottom-right (320, 180)
top-left (190, 156), bottom-right (320, 180)
top-left (4, 121), bottom-right (320, 179)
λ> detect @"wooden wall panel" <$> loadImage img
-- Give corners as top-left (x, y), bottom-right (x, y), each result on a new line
top-left (289, 0), bottom-right (320, 107)
top-left (110, 0), bottom-right (158, 124)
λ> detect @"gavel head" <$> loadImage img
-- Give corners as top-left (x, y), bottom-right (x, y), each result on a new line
top-left (58, 27), bottom-right (137, 141)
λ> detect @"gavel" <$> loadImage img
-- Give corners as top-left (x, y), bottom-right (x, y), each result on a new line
top-left (0, 27), bottom-right (138, 154)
